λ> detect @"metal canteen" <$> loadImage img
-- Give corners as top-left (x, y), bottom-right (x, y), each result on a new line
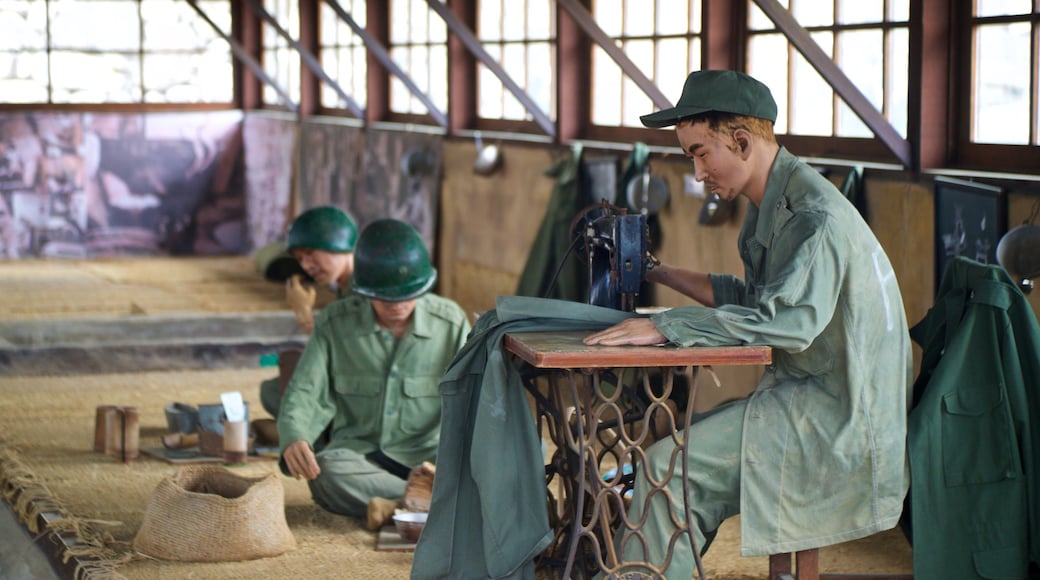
top-left (625, 169), bottom-right (669, 215)
top-left (997, 223), bottom-right (1040, 280)
top-left (473, 132), bottom-right (502, 175)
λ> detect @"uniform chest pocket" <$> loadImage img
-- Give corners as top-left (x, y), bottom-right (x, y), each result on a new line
top-left (399, 376), bottom-right (442, 435)
top-left (332, 375), bottom-right (382, 434)
top-left (941, 386), bottom-right (1016, 487)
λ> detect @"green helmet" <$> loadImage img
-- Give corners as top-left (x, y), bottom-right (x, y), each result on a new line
top-left (351, 219), bottom-right (437, 301)
top-left (286, 206), bottom-right (358, 253)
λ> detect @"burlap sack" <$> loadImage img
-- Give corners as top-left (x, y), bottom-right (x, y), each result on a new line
top-left (133, 465), bottom-right (296, 562)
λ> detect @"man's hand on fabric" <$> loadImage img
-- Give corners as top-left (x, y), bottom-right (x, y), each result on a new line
top-left (283, 439), bottom-right (321, 480)
top-left (583, 317), bottom-right (668, 346)
top-left (286, 274), bottom-right (317, 334)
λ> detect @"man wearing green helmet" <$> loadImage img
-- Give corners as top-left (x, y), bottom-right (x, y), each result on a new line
top-left (258, 206), bottom-right (359, 422)
top-left (275, 218), bottom-right (471, 524)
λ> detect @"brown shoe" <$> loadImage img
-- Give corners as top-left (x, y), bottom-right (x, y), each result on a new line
top-left (367, 497), bottom-right (401, 531)
top-left (403, 462), bottom-right (436, 512)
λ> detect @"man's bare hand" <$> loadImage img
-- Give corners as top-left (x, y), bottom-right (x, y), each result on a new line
top-left (283, 439), bottom-right (321, 480)
top-left (285, 274), bottom-right (317, 333)
top-left (583, 318), bottom-right (668, 346)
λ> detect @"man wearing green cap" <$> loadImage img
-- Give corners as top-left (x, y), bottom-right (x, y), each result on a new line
top-left (584, 70), bottom-right (912, 575)
top-left (276, 218), bottom-right (470, 523)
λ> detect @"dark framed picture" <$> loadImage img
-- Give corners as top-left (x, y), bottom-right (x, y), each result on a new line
top-left (934, 176), bottom-right (1005, 290)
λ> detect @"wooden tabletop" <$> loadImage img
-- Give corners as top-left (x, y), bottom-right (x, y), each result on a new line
top-left (504, 330), bottom-right (773, 369)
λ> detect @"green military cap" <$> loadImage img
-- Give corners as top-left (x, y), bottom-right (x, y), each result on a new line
top-left (640, 70), bottom-right (778, 128)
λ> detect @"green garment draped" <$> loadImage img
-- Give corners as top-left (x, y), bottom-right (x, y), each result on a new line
top-left (411, 296), bottom-right (632, 579)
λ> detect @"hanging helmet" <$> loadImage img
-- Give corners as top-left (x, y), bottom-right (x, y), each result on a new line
top-left (351, 219), bottom-right (436, 301)
top-left (286, 206), bottom-right (358, 253)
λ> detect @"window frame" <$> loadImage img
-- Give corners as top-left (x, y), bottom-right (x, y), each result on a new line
top-left (953, 2), bottom-right (1040, 172)
top-left (0, 0), bottom-right (236, 110)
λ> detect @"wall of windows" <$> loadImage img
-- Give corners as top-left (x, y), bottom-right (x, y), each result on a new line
top-left (318, 0), bottom-right (368, 111)
top-left (591, 0), bottom-right (703, 128)
top-left (388, 0), bottom-right (447, 117)
top-left (1, 1), bottom-right (1038, 173)
top-left (477, 0), bottom-right (555, 122)
top-left (0, 0), bottom-right (232, 105)
top-left (261, 0), bottom-right (302, 108)
top-left (746, 0), bottom-right (909, 139)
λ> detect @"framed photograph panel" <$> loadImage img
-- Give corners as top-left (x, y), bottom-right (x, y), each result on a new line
top-left (934, 176), bottom-right (1005, 290)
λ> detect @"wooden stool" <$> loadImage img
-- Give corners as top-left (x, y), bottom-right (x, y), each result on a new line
top-left (769, 548), bottom-right (914, 580)
top-left (769, 549), bottom-right (818, 580)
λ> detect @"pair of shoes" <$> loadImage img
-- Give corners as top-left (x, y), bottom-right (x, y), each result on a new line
top-left (367, 497), bottom-right (401, 531)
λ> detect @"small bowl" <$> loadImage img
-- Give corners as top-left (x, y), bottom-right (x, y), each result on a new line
top-left (392, 511), bottom-right (428, 543)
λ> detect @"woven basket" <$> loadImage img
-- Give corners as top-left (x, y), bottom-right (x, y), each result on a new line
top-left (133, 465), bottom-right (296, 562)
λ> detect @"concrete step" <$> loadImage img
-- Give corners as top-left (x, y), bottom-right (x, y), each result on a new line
top-left (0, 312), bottom-right (307, 376)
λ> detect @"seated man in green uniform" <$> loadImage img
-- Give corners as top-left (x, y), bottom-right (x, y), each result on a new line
top-left (258, 205), bottom-right (358, 421)
top-left (276, 218), bottom-right (471, 523)
top-left (584, 70), bottom-right (912, 576)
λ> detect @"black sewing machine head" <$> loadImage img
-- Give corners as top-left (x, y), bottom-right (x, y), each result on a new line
top-left (573, 201), bottom-right (651, 312)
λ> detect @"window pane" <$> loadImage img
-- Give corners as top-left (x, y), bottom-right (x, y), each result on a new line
top-left (143, 1), bottom-right (228, 51)
top-left (592, 47), bottom-right (622, 126)
top-left (594, 0), bottom-right (623, 37)
top-left (973, 22), bottom-right (1031, 144)
top-left (527, 42), bottom-right (554, 115)
top-left (528, 0), bottom-right (552, 38)
top-left (51, 51), bottom-right (141, 103)
top-left (502, 1), bottom-right (525, 41)
top-left (747, 33), bottom-right (789, 132)
top-left (657, 0), bottom-right (689, 36)
top-left (837, 0), bottom-right (882, 25)
top-left (837, 29), bottom-right (882, 137)
top-left (887, 27), bottom-right (909, 138)
top-left (143, 53), bottom-right (232, 103)
top-left (888, 0), bottom-right (910, 21)
top-left (0, 51), bottom-right (49, 103)
top-left (49, 0), bottom-right (140, 51)
top-left (790, 32), bottom-right (833, 136)
top-left (625, 0), bottom-right (654, 36)
top-left (793, 0), bottom-right (832, 28)
top-left (0, 0), bottom-right (46, 51)
top-left (478, 0), bottom-right (502, 39)
top-left (657, 37), bottom-right (692, 95)
top-left (748, 0), bottom-right (787, 31)
top-left (975, 0), bottom-right (1032, 17)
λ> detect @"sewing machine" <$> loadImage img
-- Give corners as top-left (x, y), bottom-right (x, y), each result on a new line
top-left (576, 202), bottom-right (652, 312)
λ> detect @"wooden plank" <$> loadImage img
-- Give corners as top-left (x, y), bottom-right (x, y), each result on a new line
top-left (504, 331), bottom-right (772, 369)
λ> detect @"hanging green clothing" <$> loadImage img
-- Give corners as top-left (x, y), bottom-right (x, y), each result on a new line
top-left (515, 145), bottom-right (586, 302)
top-left (907, 256), bottom-right (1040, 579)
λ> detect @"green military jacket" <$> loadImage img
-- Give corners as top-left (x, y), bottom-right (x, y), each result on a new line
top-left (908, 257), bottom-right (1040, 579)
top-left (278, 293), bottom-right (471, 468)
top-left (650, 147), bottom-right (913, 556)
